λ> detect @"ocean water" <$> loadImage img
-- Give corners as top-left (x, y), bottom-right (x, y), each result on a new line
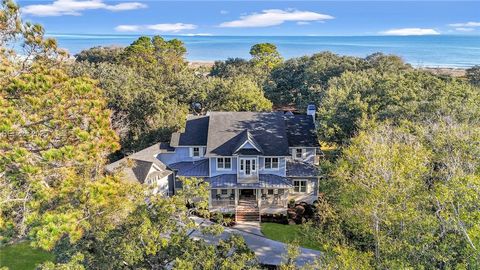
top-left (48, 34), bottom-right (480, 68)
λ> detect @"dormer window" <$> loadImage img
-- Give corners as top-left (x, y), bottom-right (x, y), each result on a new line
top-left (217, 157), bottom-right (232, 170)
top-left (190, 147), bottom-right (204, 158)
top-left (264, 157), bottom-right (279, 170)
top-left (294, 148), bottom-right (304, 159)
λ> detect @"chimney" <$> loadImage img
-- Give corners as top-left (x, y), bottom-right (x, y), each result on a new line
top-left (307, 104), bottom-right (316, 122)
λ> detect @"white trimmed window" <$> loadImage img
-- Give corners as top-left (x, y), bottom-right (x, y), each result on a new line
top-left (293, 148), bottom-right (304, 159)
top-left (264, 157), bottom-right (279, 170)
top-left (240, 158), bottom-right (256, 175)
top-left (191, 147), bottom-right (203, 157)
top-left (293, 180), bottom-right (307, 193)
top-left (217, 157), bottom-right (232, 170)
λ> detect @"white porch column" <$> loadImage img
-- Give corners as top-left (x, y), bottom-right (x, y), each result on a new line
top-left (256, 189), bottom-right (261, 208)
top-left (208, 190), bottom-right (212, 210)
top-left (235, 189), bottom-right (239, 207)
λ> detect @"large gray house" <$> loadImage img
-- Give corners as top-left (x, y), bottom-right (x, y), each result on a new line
top-left (107, 106), bottom-right (320, 221)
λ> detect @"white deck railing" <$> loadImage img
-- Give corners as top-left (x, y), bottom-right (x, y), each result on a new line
top-left (260, 198), bottom-right (288, 208)
top-left (211, 199), bottom-right (235, 208)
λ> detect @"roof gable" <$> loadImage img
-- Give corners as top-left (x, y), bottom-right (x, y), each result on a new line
top-left (105, 142), bottom-right (172, 184)
top-left (233, 130), bottom-right (263, 155)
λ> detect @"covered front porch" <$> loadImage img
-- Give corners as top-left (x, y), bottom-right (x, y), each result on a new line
top-left (207, 174), bottom-right (292, 214)
top-left (210, 188), bottom-right (289, 214)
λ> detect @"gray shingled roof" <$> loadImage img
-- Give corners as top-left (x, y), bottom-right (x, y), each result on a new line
top-left (205, 112), bottom-right (290, 157)
top-left (206, 174), bottom-right (292, 189)
top-left (105, 142), bottom-right (172, 183)
top-left (235, 149), bottom-right (262, 155)
top-left (168, 159), bottom-right (209, 177)
top-left (286, 160), bottom-right (318, 177)
top-left (285, 115), bottom-right (320, 147)
top-left (233, 129), bottom-right (263, 154)
top-left (170, 115), bottom-right (209, 146)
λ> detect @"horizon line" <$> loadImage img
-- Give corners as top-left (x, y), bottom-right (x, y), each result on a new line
top-left (45, 33), bottom-right (479, 38)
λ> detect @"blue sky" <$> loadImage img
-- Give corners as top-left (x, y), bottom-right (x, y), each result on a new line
top-left (18, 1), bottom-right (480, 36)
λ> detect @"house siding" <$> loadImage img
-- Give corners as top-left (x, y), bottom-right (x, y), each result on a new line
top-left (288, 177), bottom-right (318, 204)
top-left (158, 147), bottom-right (205, 165)
top-left (259, 157), bottom-right (286, 177)
top-left (289, 148), bottom-right (316, 164)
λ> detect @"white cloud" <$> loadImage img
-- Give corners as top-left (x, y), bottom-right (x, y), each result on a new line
top-left (449, 22), bottom-right (480, 27)
top-left (297, 21), bottom-right (310, 25)
top-left (380, 28), bottom-right (440, 36)
top-left (115, 25), bottom-right (141, 32)
top-left (146, 23), bottom-right (197, 32)
top-left (104, 2), bottom-right (146, 11)
top-left (22, 0), bottom-right (146, 16)
top-left (219, 9), bottom-right (334, 28)
top-left (220, 10), bottom-right (229, 15)
top-left (115, 23), bottom-right (197, 33)
top-left (455, 27), bottom-right (475, 32)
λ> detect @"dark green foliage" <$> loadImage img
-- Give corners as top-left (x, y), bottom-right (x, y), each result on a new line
top-left (75, 46), bottom-right (123, 64)
top-left (249, 43), bottom-right (283, 71)
top-left (210, 57), bottom-right (253, 78)
top-left (71, 38), bottom-right (275, 159)
top-left (466, 65), bottom-right (480, 86)
top-left (318, 69), bottom-right (480, 144)
top-left (265, 52), bottom-right (370, 107)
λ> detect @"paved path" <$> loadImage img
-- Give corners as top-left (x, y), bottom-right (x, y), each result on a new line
top-left (232, 221), bottom-right (263, 236)
top-left (190, 217), bottom-right (321, 267)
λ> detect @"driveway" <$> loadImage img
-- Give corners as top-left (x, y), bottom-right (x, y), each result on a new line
top-left (189, 217), bottom-right (321, 267)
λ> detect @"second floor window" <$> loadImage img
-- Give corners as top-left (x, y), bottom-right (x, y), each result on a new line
top-left (294, 148), bottom-right (303, 159)
top-left (217, 157), bottom-right (232, 170)
top-left (264, 157), bottom-right (279, 169)
top-left (192, 147), bottom-right (200, 157)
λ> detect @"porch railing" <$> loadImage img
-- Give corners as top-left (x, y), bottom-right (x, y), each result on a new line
top-left (260, 198), bottom-right (288, 208)
top-left (211, 199), bottom-right (235, 208)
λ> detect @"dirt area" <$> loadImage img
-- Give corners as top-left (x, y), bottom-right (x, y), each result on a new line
top-left (188, 61), bottom-right (215, 68)
top-left (419, 67), bottom-right (466, 77)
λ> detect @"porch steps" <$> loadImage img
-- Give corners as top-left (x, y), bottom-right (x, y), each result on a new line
top-left (236, 200), bottom-right (260, 222)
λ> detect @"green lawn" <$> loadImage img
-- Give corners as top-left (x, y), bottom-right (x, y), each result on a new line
top-left (0, 242), bottom-right (54, 270)
top-left (260, 222), bottom-right (322, 251)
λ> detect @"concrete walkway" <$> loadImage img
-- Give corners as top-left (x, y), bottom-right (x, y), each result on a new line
top-left (232, 221), bottom-right (263, 236)
top-left (190, 217), bottom-right (321, 267)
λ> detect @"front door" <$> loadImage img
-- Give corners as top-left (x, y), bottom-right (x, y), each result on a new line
top-left (240, 158), bottom-right (256, 176)
top-left (240, 189), bottom-right (255, 199)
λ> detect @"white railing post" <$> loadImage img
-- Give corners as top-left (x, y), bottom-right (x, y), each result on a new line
top-left (234, 189), bottom-right (239, 222)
